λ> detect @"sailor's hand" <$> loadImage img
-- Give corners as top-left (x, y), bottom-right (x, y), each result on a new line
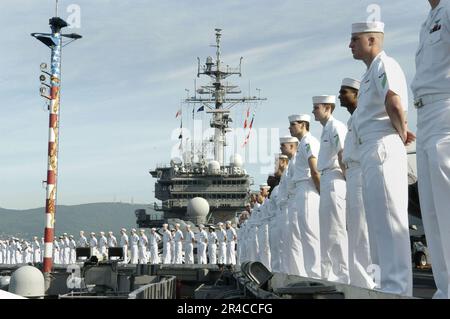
top-left (404, 130), bottom-right (416, 146)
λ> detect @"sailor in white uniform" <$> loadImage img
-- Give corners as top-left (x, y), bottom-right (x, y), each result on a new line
top-left (268, 154), bottom-right (289, 273)
top-left (97, 232), bottom-right (107, 259)
top-left (78, 231), bottom-right (88, 248)
top-left (107, 231), bottom-right (117, 248)
top-left (256, 184), bottom-right (272, 269)
top-left (225, 221), bottom-right (237, 265)
top-left (216, 222), bottom-right (227, 265)
top-left (148, 228), bottom-right (161, 264)
top-left (68, 235), bottom-right (77, 264)
top-left (313, 94), bottom-right (349, 284)
top-left (89, 232), bottom-right (98, 258)
top-left (129, 229), bottom-right (140, 264)
top-left (278, 136), bottom-right (301, 275)
top-left (184, 225), bottom-right (195, 264)
top-left (196, 224), bottom-right (208, 265)
top-left (161, 223), bottom-right (172, 264)
top-left (119, 228), bottom-right (129, 263)
top-left (32, 236), bottom-right (41, 264)
top-left (53, 238), bottom-right (60, 264)
top-left (207, 226), bottom-right (218, 264)
top-left (350, 21), bottom-right (413, 295)
top-left (288, 114), bottom-right (322, 279)
top-left (138, 229), bottom-right (149, 264)
top-left (173, 224), bottom-right (184, 264)
top-left (411, 0), bottom-right (450, 299)
top-left (339, 77), bottom-right (375, 289)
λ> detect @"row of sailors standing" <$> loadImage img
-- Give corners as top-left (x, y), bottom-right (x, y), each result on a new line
top-left (238, 74), bottom-right (410, 295)
top-left (0, 237), bottom-right (44, 265)
top-left (159, 222), bottom-right (238, 265)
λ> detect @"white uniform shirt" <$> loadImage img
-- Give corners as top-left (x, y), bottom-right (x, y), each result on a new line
top-left (130, 234), bottom-right (139, 246)
top-left (89, 237), bottom-right (98, 248)
top-left (138, 235), bottom-right (148, 247)
top-left (217, 229), bottom-right (227, 243)
top-left (411, 0), bottom-right (450, 97)
top-left (198, 230), bottom-right (208, 244)
top-left (292, 132), bottom-right (320, 182)
top-left (353, 51), bottom-right (408, 140)
top-left (149, 233), bottom-right (161, 246)
top-left (317, 116), bottom-right (347, 171)
top-left (208, 232), bottom-right (218, 245)
top-left (78, 235), bottom-right (88, 247)
top-left (162, 230), bottom-right (172, 243)
top-left (108, 235), bottom-right (117, 247)
top-left (174, 230), bottom-right (184, 242)
top-left (120, 234), bottom-right (129, 247)
top-left (342, 115), bottom-right (360, 164)
top-left (226, 228), bottom-right (237, 242)
top-left (185, 230), bottom-right (195, 243)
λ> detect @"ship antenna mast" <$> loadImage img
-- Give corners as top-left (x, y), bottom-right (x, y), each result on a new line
top-left (31, 0), bottom-right (82, 290)
top-left (187, 29), bottom-right (266, 166)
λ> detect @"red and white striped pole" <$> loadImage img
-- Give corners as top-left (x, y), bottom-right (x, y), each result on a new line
top-left (32, 15), bottom-right (81, 283)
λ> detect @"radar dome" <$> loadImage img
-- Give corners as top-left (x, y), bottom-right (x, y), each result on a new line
top-left (208, 160), bottom-right (221, 174)
top-left (187, 197), bottom-right (210, 224)
top-left (230, 154), bottom-right (243, 168)
top-left (9, 266), bottom-right (45, 298)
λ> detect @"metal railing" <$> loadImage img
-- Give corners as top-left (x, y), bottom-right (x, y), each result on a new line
top-left (128, 275), bottom-right (176, 299)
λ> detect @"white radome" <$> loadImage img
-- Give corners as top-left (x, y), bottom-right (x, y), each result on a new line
top-left (9, 266), bottom-right (45, 298)
top-left (208, 160), bottom-right (221, 174)
top-left (230, 154), bottom-right (243, 168)
top-left (187, 197), bottom-right (210, 217)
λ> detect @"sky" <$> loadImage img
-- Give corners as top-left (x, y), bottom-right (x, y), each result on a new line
top-left (0, 0), bottom-right (430, 209)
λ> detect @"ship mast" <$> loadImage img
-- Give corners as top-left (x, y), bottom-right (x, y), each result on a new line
top-left (187, 29), bottom-right (266, 166)
top-left (31, 0), bottom-right (82, 289)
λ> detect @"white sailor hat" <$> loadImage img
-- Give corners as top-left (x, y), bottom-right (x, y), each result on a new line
top-left (279, 135), bottom-right (299, 144)
top-left (259, 183), bottom-right (271, 190)
top-left (100, 231), bottom-right (105, 235)
top-left (151, 228), bottom-right (156, 231)
top-left (199, 224), bottom-right (204, 228)
top-left (121, 228), bottom-right (126, 232)
top-left (63, 233), bottom-right (68, 236)
top-left (312, 95), bottom-right (336, 104)
top-left (186, 224), bottom-right (191, 228)
top-left (279, 154), bottom-right (289, 159)
top-left (162, 223), bottom-right (168, 227)
top-left (341, 78), bottom-right (360, 90)
top-left (288, 114), bottom-right (311, 123)
top-left (225, 221), bottom-right (232, 225)
top-left (69, 235), bottom-right (74, 238)
top-left (351, 21), bottom-right (384, 34)
top-left (139, 229), bottom-right (145, 232)
top-left (217, 222), bottom-right (224, 226)
top-left (131, 228), bottom-right (136, 232)
top-left (175, 223), bottom-right (180, 227)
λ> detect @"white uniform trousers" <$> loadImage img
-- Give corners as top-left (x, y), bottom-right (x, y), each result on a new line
top-left (294, 179), bottom-right (321, 279)
top-left (174, 242), bottom-right (183, 264)
top-left (208, 244), bottom-right (217, 264)
top-left (121, 245), bottom-right (128, 263)
top-left (197, 242), bottom-right (207, 264)
top-left (269, 214), bottom-right (281, 273)
top-left (246, 226), bottom-right (259, 262)
top-left (360, 133), bottom-right (412, 296)
top-left (417, 100), bottom-right (450, 299)
top-left (319, 169), bottom-right (349, 284)
top-left (149, 244), bottom-right (159, 264)
top-left (162, 242), bottom-right (171, 264)
top-left (218, 242), bottom-right (227, 264)
top-left (226, 241), bottom-right (236, 265)
top-left (279, 203), bottom-right (290, 274)
top-left (346, 164), bottom-right (375, 289)
top-left (184, 243), bottom-right (194, 264)
top-left (257, 221), bottom-right (271, 270)
top-left (286, 194), bottom-right (306, 276)
top-left (130, 245), bottom-right (139, 264)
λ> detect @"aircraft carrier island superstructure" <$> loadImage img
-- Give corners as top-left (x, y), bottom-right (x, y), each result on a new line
top-left (137, 29), bottom-right (265, 227)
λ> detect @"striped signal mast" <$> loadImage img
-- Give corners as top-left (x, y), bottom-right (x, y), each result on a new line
top-left (31, 0), bottom-right (82, 287)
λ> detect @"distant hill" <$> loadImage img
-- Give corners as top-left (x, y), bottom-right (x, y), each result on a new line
top-left (0, 203), bottom-right (159, 240)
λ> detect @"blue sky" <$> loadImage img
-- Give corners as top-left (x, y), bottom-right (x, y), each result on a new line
top-left (0, 0), bottom-right (429, 209)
